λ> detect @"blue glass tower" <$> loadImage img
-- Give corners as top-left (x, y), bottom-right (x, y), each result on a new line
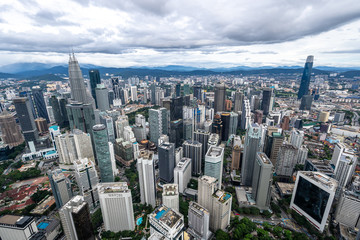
top-left (298, 56), bottom-right (314, 100)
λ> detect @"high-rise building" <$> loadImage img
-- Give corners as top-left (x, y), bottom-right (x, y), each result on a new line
top-left (169, 119), bottom-right (183, 148)
top-left (89, 69), bottom-right (101, 107)
top-left (299, 95), bottom-right (313, 111)
top-left (170, 97), bottom-right (183, 121)
top-left (261, 88), bottom-right (273, 115)
top-left (290, 171), bottom-right (337, 232)
top-left (48, 169), bottom-right (73, 209)
top-left (275, 144), bottom-right (298, 177)
top-left (0, 110), bottom-right (24, 147)
top-left (99, 113), bottom-right (115, 143)
top-left (174, 158), bottom-right (192, 194)
top-left (254, 110), bottom-right (263, 125)
top-left (130, 86), bottom-right (138, 102)
top-left (290, 129), bottom-right (304, 149)
top-left (240, 99), bottom-right (251, 130)
top-left (214, 83), bottom-right (226, 113)
top-left (162, 184), bottom-right (179, 211)
top-left (183, 140), bottom-right (202, 176)
top-left (31, 86), bottom-right (49, 122)
top-left (264, 131), bottom-right (284, 166)
top-left (149, 108), bottom-right (168, 145)
top-left (335, 190), bottom-right (360, 229)
top-left (334, 112), bottom-right (345, 123)
top-left (159, 142), bottom-right (175, 183)
top-left (210, 190), bottom-right (232, 231)
top-left (13, 97), bottom-right (39, 144)
top-left (280, 115), bottom-right (290, 130)
top-left (204, 146), bottom-right (224, 189)
top-left (241, 123), bottom-right (262, 186)
top-left (298, 56), bottom-right (314, 99)
top-left (319, 111), bottom-right (330, 123)
top-left (59, 195), bottom-right (95, 240)
top-left (183, 119), bottom-right (193, 141)
top-left (34, 117), bottom-right (48, 134)
top-left (49, 96), bottom-right (64, 127)
top-left (137, 150), bottom-right (156, 207)
top-left (98, 182), bottom-right (135, 232)
top-left (233, 91), bottom-right (244, 112)
top-left (334, 154), bottom-right (357, 196)
top-left (198, 175), bottom-right (218, 212)
top-left (188, 201), bottom-right (211, 240)
top-left (95, 84), bottom-right (110, 111)
top-left (93, 124), bottom-right (114, 182)
top-left (220, 113), bottom-right (230, 141)
top-left (149, 205), bottom-right (184, 240)
top-left (74, 158), bottom-right (99, 209)
top-left (193, 84), bottom-right (203, 102)
top-left (212, 114), bottom-right (223, 140)
top-left (194, 130), bottom-right (211, 160)
top-left (231, 145), bottom-right (242, 170)
top-left (252, 152), bottom-right (273, 210)
top-left (0, 215), bottom-right (39, 240)
top-left (66, 102), bottom-right (95, 135)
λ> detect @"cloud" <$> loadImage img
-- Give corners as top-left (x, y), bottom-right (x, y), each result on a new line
top-left (322, 49), bottom-right (360, 54)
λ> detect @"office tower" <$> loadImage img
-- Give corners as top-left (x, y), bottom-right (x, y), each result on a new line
top-left (183, 119), bottom-right (193, 141)
top-left (66, 102), bottom-right (95, 134)
top-left (240, 99), bottom-right (251, 130)
top-left (130, 86), bottom-right (138, 101)
top-left (241, 123), bottom-right (262, 186)
top-left (298, 56), bottom-right (314, 99)
top-left (162, 184), bottom-right (179, 211)
top-left (254, 110), bottom-right (263, 125)
top-left (133, 115), bottom-right (147, 142)
top-left (294, 118), bottom-right (303, 129)
top-left (48, 169), bottom-right (73, 209)
top-left (220, 113), bottom-right (230, 141)
top-left (31, 86), bottom-right (49, 122)
top-left (252, 95), bottom-right (261, 111)
top-left (297, 145), bottom-right (308, 164)
top-left (149, 205), bottom-right (184, 240)
top-left (183, 84), bottom-right (190, 95)
top-left (204, 119), bottom-right (213, 132)
top-left (183, 140), bottom-right (202, 176)
top-left (224, 99), bottom-right (232, 111)
top-left (175, 147), bottom-right (183, 165)
top-left (212, 114), bottom-right (223, 140)
top-left (210, 190), bottom-right (232, 231)
top-left (290, 129), bottom-right (304, 149)
top-left (0, 215), bottom-right (39, 240)
top-left (275, 144), bottom-right (298, 177)
top-left (304, 159), bottom-right (334, 177)
top-left (175, 83), bottom-right (181, 97)
top-left (34, 117), bottom-right (48, 133)
top-left (59, 97), bottom-right (70, 127)
top-left (207, 133), bottom-right (220, 149)
top-left (264, 131), bottom-right (284, 166)
top-left (174, 158), bottom-right (192, 194)
top-left (334, 112), bottom-right (345, 123)
top-left (98, 182), bottom-right (135, 232)
top-left (204, 146), bottom-right (224, 189)
top-left (214, 83), bottom-right (226, 113)
top-left (47, 106), bottom-right (55, 123)
top-left (231, 145), bottom-right (242, 170)
top-left (0, 111), bottom-right (23, 147)
top-left (93, 124), bottom-right (114, 182)
top-left (115, 115), bottom-right (129, 139)
top-left (198, 175), bottom-right (218, 212)
top-left (170, 96), bottom-right (183, 121)
top-left (261, 88), bottom-right (273, 115)
top-left (159, 142), bottom-right (175, 183)
top-left (170, 119), bottom-right (183, 148)
top-left (49, 125), bottom-right (60, 149)
top-left (13, 97), bottom-right (39, 143)
top-left (150, 84), bottom-right (156, 104)
top-left (89, 69), bottom-right (101, 107)
top-left (137, 150), bottom-right (156, 207)
top-left (194, 130), bottom-right (210, 160)
top-left (233, 91), bottom-right (244, 112)
top-left (74, 158), bottom-right (99, 209)
top-left (49, 96), bottom-right (64, 127)
top-left (290, 171), bottom-right (337, 232)
top-left (334, 154), bottom-right (357, 196)
top-left (99, 114), bottom-right (115, 143)
top-left (95, 84), bottom-right (110, 111)
top-left (193, 83), bottom-right (202, 101)
top-left (319, 111), bottom-right (330, 123)
top-left (299, 95), bottom-right (313, 111)
top-left (149, 108), bottom-right (168, 145)
top-left (188, 201), bottom-right (211, 240)
top-left (114, 138), bottom-right (134, 166)
top-left (252, 152), bottom-right (273, 210)
top-left (335, 190), bottom-right (360, 229)
top-left (68, 53), bottom-right (92, 104)
top-left (59, 195), bottom-right (95, 240)
top-left (280, 115), bottom-right (290, 130)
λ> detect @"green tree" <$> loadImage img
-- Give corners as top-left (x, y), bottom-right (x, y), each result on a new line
top-left (215, 229), bottom-right (230, 240)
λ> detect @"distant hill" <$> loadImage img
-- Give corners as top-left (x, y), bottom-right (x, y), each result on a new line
top-left (339, 71), bottom-right (360, 78)
top-left (0, 72), bottom-right (16, 78)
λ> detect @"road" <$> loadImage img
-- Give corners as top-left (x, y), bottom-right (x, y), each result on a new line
top-left (3, 156), bottom-right (22, 175)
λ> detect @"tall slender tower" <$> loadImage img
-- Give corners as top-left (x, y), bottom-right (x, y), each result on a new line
top-left (298, 56), bottom-right (314, 99)
top-left (214, 83), bottom-right (226, 113)
top-left (31, 86), bottom-right (50, 122)
top-left (89, 69), bottom-right (101, 107)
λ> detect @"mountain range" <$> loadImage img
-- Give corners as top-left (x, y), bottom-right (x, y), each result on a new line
top-left (0, 62), bottom-right (360, 80)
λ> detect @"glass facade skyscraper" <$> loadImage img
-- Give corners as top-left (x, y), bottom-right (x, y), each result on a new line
top-left (31, 86), bottom-right (49, 122)
top-left (89, 69), bottom-right (101, 106)
top-left (298, 56), bottom-right (314, 100)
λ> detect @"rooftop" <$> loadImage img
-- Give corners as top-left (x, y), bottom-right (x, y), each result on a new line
top-left (189, 201), bottom-right (209, 214)
top-left (299, 171), bottom-right (338, 191)
top-left (206, 146), bottom-right (224, 158)
top-left (213, 190), bottom-right (232, 203)
top-left (139, 150), bottom-right (153, 160)
top-left (98, 182), bottom-right (129, 194)
top-left (0, 215), bottom-right (33, 228)
top-left (176, 158), bottom-right (191, 170)
top-left (199, 175), bottom-right (217, 185)
top-left (257, 152), bottom-right (271, 164)
top-left (163, 184), bottom-right (178, 196)
top-left (150, 205), bottom-right (183, 229)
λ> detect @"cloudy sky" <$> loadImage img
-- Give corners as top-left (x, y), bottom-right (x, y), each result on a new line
top-left (1, 0), bottom-right (360, 68)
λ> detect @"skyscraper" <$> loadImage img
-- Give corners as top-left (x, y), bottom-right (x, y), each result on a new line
top-left (170, 96), bottom-right (183, 121)
top-left (49, 96), bottom-right (64, 127)
top-left (48, 169), bottom-right (73, 209)
top-left (275, 144), bottom-right (298, 177)
top-left (183, 140), bottom-right (202, 176)
top-left (299, 95), bottom-right (313, 111)
top-left (89, 69), bottom-right (101, 107)
top-left (204, 146), bottom-right (224, 189)
top-left (233, 91), bottom-right (244, 112)
top-left (241, 123), bottom-right (262, 186)
top-left (13, 97), bottom-right (39, 144)
top-left (198, 175), bottom-right (218, 214)
top-left (59, 195), bottom-right (95, 240)
top-left (229, 112), bottom-right (238, 137)
top-left (210, 190), bottom-right (232, 231)
top-left (162, 184), bottom-right (179, 211)
top-left (240, 99), bottom-right (251, 130)
top-left (34, 117), bottom-right (48, 133)
top-left (261, 88), bottom-right (273, 115)
top-left (0, 110), bottom-right (24, 147)
top-left (220, 113), bottom-right (230, 141)
top-left (31, 86), bottom-right (49, 122)
top-left (290, 129), bottom-right (304, 149)
top-left (188, 201), bottom-right (211, 240)
top-left (95, 84), bottom-right (110, 111)
top-left (169, 119), bottom-right (183, 148)
top-left (174, 158), bottom-right (192, 194)
top-left (66, 102), bottom-right (95, 135)
top-left (298, 56), bottom-right (314, 99)
top-left (149, 108), bottom-right (168, 145)
top-left (93, 124), bottom-right (114, 182)
top-left (231, 145), bottom-right (242, 170)
top-left (214, 83), bottom-right (226, 113)
top-left (252, 152), bottom-right (273, 210)
top-left (194, 130), bottom-right (211, 160)
top-left (158, 142), bottom-right (175, 183)
top-left (334, 154), bottom-right (357, 197)
top-left (130, 86), bottom-right (138, 102)
top-left (137, 150), bottom-right (156, 207)
top-left (98, 182), bottom-right (135, 232)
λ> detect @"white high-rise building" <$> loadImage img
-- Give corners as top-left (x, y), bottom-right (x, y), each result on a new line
top-left (115, 115), bottom-right (129, 139)
top-left (275, 144), bottom-right (298, 177)
top-left (108, 142), bottom-right (118, 176)
top-left (335, 190), bottom-right (360, 229)
top-left (290, 171), bottom-right (338, 232)
top-left (334, 153), bottom-right (357, 196)
top-left (162, 184), bottom-right (179, 211)
top-left (210, 190), bottom-right (232, 232)
top-left (174, 158), bottom-right (192, 194)
top-left (48, 169), bottom-right (73, 209)
top-left (137, 150), bottom-right (156, 207)
top-left (130, 86), bottom-right (138, 102)
top-left (240, 99), bottom-right (251, 130)
top-left (204, 146), bottom-right (224, 189)
top-left (123, 126), bottom-right (136, 142)
top-left (290, 129), bottom-right (304, 149)
top-left (98, 182), bottom-right (135, 232)
top-left (188, 201), bottom-right (211, 240)
top-left (198, 175), bottom-right (218, 212)
top-left (74, 158), bottom-right (99, 209)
